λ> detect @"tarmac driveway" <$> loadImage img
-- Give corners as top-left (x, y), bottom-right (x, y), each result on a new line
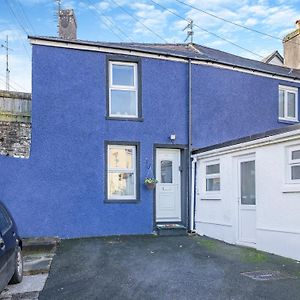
top-left (39, 235), bottom-right (300, 300)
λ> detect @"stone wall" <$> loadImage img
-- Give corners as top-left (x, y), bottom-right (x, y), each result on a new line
top-left (0, 121), bottom-right (31, 158)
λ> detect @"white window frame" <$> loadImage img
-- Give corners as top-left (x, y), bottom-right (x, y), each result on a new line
top-left (287, 146), bottom-right (300, 184)
top-left (109, 61), bottom-right (138, 118)
top-left (278, 85), bottom-right (298, 122)
top-left (205, 161), bottom-right (221, 193)
top-left (107, 144), bottom-right (137, 200)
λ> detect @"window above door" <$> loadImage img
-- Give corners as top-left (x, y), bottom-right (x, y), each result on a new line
top-left (279, 85), bottom-right (298, 123)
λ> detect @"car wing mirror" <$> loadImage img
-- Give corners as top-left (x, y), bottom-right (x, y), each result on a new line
top-left (0, 236), bottom-right (4, 250)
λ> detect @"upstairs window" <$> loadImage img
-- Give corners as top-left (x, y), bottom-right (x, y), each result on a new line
top-left (205, 162), bottom-right (220, 192)
top-left (109, 61), bottom-right (138, 118)
top-left (288, 146), bottom-right (300, 183)
top-left (279, 85), bottom-right (298, 122)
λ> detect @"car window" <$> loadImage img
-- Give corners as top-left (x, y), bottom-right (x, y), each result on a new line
top-left (0, 206), bottom-right (12, 234)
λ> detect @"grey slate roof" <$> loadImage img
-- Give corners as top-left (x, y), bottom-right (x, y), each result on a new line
top-left (192, 123), bottom-right (300, 155)
top-left (29, 36), bottom-right (300, 80)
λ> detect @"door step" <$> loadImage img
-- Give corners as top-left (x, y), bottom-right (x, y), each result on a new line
top-left (156, 224), bottom-right (187, 236)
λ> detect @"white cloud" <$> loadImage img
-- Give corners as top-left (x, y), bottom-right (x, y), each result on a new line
top-left (245, 18), bottom-right (258, 26)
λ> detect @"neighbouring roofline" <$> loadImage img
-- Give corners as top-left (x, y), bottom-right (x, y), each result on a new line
top-left (262, 50), bottom-right (284, 64)
top-left (192, 123), bottom-right (300, 158)
top-left (28, 36), bottom-right (300, 83)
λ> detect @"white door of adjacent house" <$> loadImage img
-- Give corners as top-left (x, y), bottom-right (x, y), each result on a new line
top-left (238, 157), bottom-right (256, 245)
top-left (156, 148), bottom-right (181, 222)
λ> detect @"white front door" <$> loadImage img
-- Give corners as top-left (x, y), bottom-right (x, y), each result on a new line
top-left (156, 148), bottom-right (181, 222)
top-left (238, 157), bottom-right (256, 245)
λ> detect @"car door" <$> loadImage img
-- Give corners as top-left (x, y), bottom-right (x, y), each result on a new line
top-left (0, 207), bottom-right (9, 289)
top-left (0, 205), bottom-right (14, 289)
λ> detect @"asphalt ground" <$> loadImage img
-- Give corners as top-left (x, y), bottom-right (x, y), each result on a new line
top-left (39, 235), bottom-right (300, 300)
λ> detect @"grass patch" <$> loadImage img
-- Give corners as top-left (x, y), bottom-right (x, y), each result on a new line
top-left (196, 238), bottom-right (218, 251)
top-left (240, 248), bottom-right (268, 263)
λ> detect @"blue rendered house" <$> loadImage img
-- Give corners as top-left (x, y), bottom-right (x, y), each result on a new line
top-left (0, 34), bottom-right (299, 238)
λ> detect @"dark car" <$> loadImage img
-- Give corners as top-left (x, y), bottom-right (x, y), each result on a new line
top-left (0, 202), bottom-right (23, 293)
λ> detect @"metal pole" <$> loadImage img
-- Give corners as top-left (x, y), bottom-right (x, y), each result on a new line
top-left (5, 36), bottom-right (10, 91)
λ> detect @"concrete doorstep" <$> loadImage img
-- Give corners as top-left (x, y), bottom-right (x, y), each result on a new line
top-left (0, 237), bottom-right (59, 300)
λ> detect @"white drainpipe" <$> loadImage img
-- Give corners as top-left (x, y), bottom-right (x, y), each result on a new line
top-left (190, 157), bottom-right (197, 231)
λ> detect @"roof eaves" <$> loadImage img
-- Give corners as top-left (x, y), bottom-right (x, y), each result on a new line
top-left (192, 123), bottom-right (300, 155)
top-left (28, 36), bottom-right (300, 81)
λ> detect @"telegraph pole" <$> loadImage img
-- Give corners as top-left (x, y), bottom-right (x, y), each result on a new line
top-left (1, 35), bottom-right (11, 91)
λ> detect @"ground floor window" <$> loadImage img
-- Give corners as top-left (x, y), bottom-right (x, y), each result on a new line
top-left (106, 142), bottom-right (139, 201)
top-left (288, 146), bottom-right (300, 183)
top-left (205, 162), bottom-right (220, 192)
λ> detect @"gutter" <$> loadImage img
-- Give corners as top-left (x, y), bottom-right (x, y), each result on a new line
top-left (191, 128), bottom-right (300, 160)
top-left (29, 36), bottom-right (300, 83)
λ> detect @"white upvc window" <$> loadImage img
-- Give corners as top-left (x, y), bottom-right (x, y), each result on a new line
top-left (205, 162), bottom-right (220, 192)
top-left (107, 144), bottom-right (136, 200)
top-left (109, 61), bottom-right (138, 118)
top-left (279, 85), bottom-right (298, 122)
top-left (288, 146), bottom-right (300, 183)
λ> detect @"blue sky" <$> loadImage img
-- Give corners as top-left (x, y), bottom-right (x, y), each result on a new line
top-left (0, 0), bottom-right (299, 92)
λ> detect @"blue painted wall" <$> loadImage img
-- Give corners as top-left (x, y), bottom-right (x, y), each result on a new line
top-left (0, 44), bottom-right (299, 237)
top-left (191, 64), bottom-right (300, 148)
top-left (0, 45), bottom-right (188, 238)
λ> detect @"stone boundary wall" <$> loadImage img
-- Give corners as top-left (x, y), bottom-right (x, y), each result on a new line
top-left (0, 121), bottom-right (31, 158)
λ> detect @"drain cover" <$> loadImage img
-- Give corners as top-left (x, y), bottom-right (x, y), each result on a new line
top-left (241, 270), bottom-right (297, 281)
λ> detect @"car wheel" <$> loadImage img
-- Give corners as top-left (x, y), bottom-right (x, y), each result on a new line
top-left (9, 246), bottom-right (23, 284)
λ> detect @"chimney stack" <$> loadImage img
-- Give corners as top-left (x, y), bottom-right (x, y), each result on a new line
top-left (283, 20), bottom-right (300, 69)
top-left (58, 9), bottom-right (77, 40)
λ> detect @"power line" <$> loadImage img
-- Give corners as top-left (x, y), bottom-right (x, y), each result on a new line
top-left (14, 0), bottom-right (36, 35)
top-left (86, 0), bottom-right (134, 42)
top-left (174, 0), bottom-right (300, 46)
top-left (4, 0), bottom-right (30, 36)
top-left (0, 76), bottom-right (17, 92)
top-left (109, 0), bottom-right (168, 43)
top-left (149, 0), bottom-right (264, 59)
top-left (4, 0), bottom-right (31, 59)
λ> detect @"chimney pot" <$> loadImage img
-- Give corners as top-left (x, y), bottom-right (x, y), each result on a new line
top-left (58, 9), bottom-right (77, 40)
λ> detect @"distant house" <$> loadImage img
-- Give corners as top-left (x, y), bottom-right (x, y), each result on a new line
top-left (262, 50), bottom-right (284, 66)
top-left (0, 10), bottom-right (299, 260)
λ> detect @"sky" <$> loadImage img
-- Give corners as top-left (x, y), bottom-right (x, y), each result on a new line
top-left (0, 0), bottom-right (299, 92)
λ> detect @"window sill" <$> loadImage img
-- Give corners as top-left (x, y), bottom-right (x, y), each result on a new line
top-left (278, 118), bottom-right (299, 124)
top-left (104, 199), bottom-right (140, 204)
top-left (199, 193), bottom-right (221, 200)
top-left (106, 116), bottom-right (144, 122)
top-left (281, 184), bottom-right (300, 193)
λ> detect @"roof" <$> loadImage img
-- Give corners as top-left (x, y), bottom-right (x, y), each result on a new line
top-left (192, 123), bottom-right (300, 155)
top-left (29, 36), bottom-right (300, 80)
top-left (262, 50), bottom-right (284, 64)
